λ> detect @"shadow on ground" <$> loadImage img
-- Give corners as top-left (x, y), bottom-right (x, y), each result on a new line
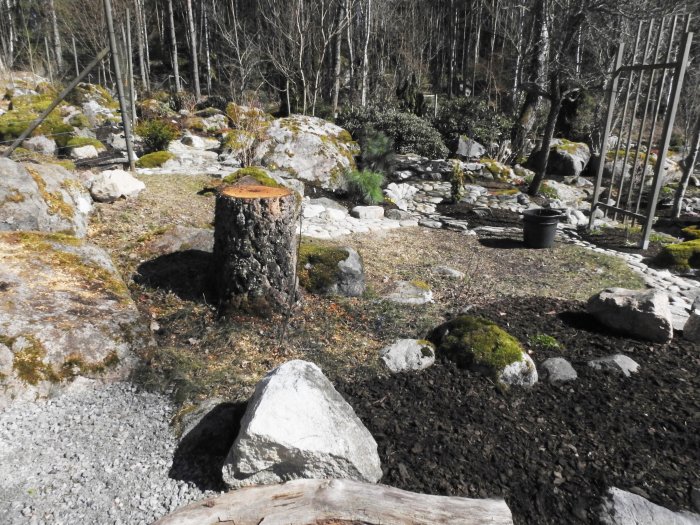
top-left (134, 250), bottom-right (215, 302)
top-left (169, 401), bottom-right (248, 491)
top-left (478, 237), bottom-right (525, 249)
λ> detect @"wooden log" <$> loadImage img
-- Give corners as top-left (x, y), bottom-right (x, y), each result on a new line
top-left (152, 478), bottom-right (514, 525)
top-left (212, 184), bottom-right (299, 315)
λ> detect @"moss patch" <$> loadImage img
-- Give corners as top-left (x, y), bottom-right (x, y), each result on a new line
top-left (25, 165), bottom-right (74, 220)
top-left (136, 151), bottom-right (175, 168)
top-left (429, 315), bottom-right (523, 375)
top-left (11, 336), bottom-right (58, 385)
top-left (681, 225), bottom-right (700, 240)
top-left (655, 239), bottom-right (700, 271)
top-left (297, 240), bottom-right (349, 293)
top-left (222, 167), bottom-right (281, 188)
top-left (66, 136), bottom-right (105, 150)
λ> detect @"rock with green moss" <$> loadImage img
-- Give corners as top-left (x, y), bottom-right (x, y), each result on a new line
top-left (136, 151), bottom-right (175, 168)
top-left (480, 158), bottom-right (515, 181)
top-left (254, 115), bottom-right (359, 191)
top-left (298, 242), bottom-right (365, 297)
top-left (223, 167), bottom-right (282, 188)
top-left (429, 315), bottom-right (537, 387)
top-left (68, 82), bottom-right (119, 110)
top-left (66, 136), bottom-right (106, 151)
top-left (0, 158), bottom-right (92, 237)
top-left (655, 239), bottom-right (700, 271)
top-left (384, 280), bottom-right (433, 305)
top-left (0, 231), bottom-right (148, 407)
top-left (536, 139), bottom-right (591, 177)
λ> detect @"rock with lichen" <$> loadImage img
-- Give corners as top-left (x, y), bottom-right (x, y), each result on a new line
top-left (0, 232), bottom-right (149, 407)
top-left (298, 242), bottom-right (365, 297)
top-left (0, 158), bottom-right (92, 237)
top-left (429, 316), bottom-right (538, 387)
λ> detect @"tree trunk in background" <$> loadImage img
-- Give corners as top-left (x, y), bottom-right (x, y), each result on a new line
top-left (360, 0), bottom-right (371, 107)
top-left (672, 117), bottom-right (700, 218)
top-left (134, 0), bottom-right (147, 89)
top-left (49, 0), bottom-right (62, 71)
top-left (511, 0), bottom-right (548, 157)
top-left (185, 0), bottom-right (201, 99)
top-left (528, 77), bottom-right (562, 196)
top-left (213, 184), bottom-right (299, 316)
top-left (204, 5), bottom-right (212, 95)
top-left (167, 0), bottom-right (181, 92)
top-left (331, 0), bottom-right (346, 118)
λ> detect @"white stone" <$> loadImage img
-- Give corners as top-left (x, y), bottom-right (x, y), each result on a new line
top-left (498, 353), bottom-right (538, 387)
top-left (684, 311), bottom-right (700, 342)
top-left (89, 169), bottom-right (146, 203)
top-left (384, 281), bottom-right (433, 305)
top-left (380, 339), bottom-right (435, 373)
top-left (222, 360), bottom-right (382, 489)
top-left (433, 266), bottom-right (465, 279)
top-left (599, 487), bottom-right (700, 525)
top-left (70, 145), bottom-right (99, 160)
top-left (23, 135), bottom-right (56, 156)
top-left (588, 354), bottom-right (640, 377)
top-left (351, 206), bottom-right (384, 220)
top-left (540, 357), bottom-right (578, 383)
top-left (587, 288), bottom-right (673, 342)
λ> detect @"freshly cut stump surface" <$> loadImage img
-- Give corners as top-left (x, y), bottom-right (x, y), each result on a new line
top-left (213, 184), bottom-right (299, 314)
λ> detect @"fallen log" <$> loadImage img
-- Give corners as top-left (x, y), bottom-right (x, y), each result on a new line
top-left (152, 478), bottom-right (513, 525)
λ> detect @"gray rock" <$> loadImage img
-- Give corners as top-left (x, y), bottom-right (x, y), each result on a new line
top-left (433, 266), bottom-right (465, 279)
top-left (545, 139), bottom-right (591, 177)
top-left (587, 288), bottom-right (673, 342)
top-left (587, 354), bottom-right (640, 377)
top-left (255, 115), bottom-right (359, 190)
top-left (0, 158), bottom-right (92, 237)
top-left (498, 353), bottom-right (538, 387)
top-left (418, 219), bottom-right (443, 229)
top-left (385, 280), bottom-right (434, 305)
top-left (70, 144), bottom-right (99, 160)
top-left (335, 248), bottom-right (366, 297)
top-left (144, 225), bottom-right (215, 255)
top-left (540, 357), bottom-right (577, 383)
top-left (351, 206), bottom-right (384, 219)
top-left (89, 169), bottom-right (145, 203)
top-left (0, 232), bottom-right (148, 407)
top-left (380, 339), bottom-right (435, 373)
top-left (683, 311), bottom-right (700, 342)
top-left (385, 209), bottom-right (414, 220)
top-left (599, 487), bottom-right (700, 525)
top-left (308, 197), bottom-right (348, 213)
top-left (221, 360), bottom-right (382, 488)
top-left (23, 135), bottom-right (57, 156)
top-left (455, 136), bottom-right (486, 159)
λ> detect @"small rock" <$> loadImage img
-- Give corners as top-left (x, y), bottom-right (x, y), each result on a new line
top-left (599, 487), bottom-right (700, 525)
top-left (70, 145), bottom-right (100, 160)
top-left (89, 169), bottom-right (146, 203)
top-left (684, 311), bottom-right (700, 342)
top-left (379, 339), bottom-right (435, 373)
top-left (433, 266), bottom-right (465, 279)
top-left (351, 206), bottom-right (384, 220)
top-left (385, 209), bottom-right (414, 221)
top-left (499, 353), bottom-right (538, 387)
top-left (587, 354), bottom-right (639, 377)
top-left (384, 280), bottom-right (433, 305)
top-left (540, 357), bottom-right (577, 383)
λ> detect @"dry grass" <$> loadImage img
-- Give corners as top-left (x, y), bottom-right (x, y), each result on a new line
top-left (87, 173), bottom-right (645, 408)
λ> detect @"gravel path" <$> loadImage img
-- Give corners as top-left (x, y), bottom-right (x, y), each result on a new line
top-left (0, 380), bottom-right (218, 525)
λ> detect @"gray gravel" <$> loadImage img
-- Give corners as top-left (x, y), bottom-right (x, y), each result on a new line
top-left (0, 380), bottom-right (219, 524)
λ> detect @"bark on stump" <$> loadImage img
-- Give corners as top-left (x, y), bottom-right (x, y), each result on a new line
top-left (213, 184), bottom-right (299, 315)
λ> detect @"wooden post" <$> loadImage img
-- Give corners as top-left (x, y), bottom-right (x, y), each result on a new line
top-left (103, 0), bottom-right (137, 173)
top-left (213, 184), bottom-right (299, 315)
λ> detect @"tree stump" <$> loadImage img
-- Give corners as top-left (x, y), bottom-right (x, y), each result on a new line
top-left (213, 184), bottom-right (299, 315)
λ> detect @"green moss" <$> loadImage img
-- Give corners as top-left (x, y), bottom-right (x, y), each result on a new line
top-left (410, 279), bottom-right (431, 290)
top-left (681, 225), bottom-right (700, 240)
top-left (182, 116), bottom-right (205, 132)
top-left (222, 129), bottom-right (253, 151)
top-left (136, 151), bottom-right (175, 168)
top-left (4, 189), bottom-right (25, 204)
top-left (552, 138), bottom-right (585, 154)
top-left (53, 160), bottom-right (76, 171)
top-left (66, 137), bottom-right (105, 150)
top-left (655, 239), bottom-right (700, 271)
top-left (68, 83), bottom-right (119, 110)
top-left (222, 167), bottom-right (281, 187)
top-left (25, 165), bottom-right (74, 219)
top-left (335, 129), bottom-right (353, 143)
top-left (68, 113), bottom-right (90, 128)
top-left (529, 333), bottom-right (561, 350)
top-left (480, 158), bottom-right (511, 181)
top-left (12, 336), bottom-right (59, 385)
top-left (60, 350), bottom-right (120, 377)
top-left (490, 187), bottom-right (519, 196)
top-left (297, 240), bottom-right (349, 293)
top-left (540, 182), bottom-right (559, 200)
top-left (429, 316), bottom-right (524, 375)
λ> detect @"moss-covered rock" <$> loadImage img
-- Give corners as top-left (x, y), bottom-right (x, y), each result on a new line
top-left (222, 167), bottom-right (281, 188)
top-left (136, 150), bottom-right (175, 168)
top-left (297, 241), bottom-right (365, 297)
top-left (655, 239), bottom-right (700, 271)
top-left (681, 225), bottom-right (700, 240)
top-left (66, 136), bottom-right (105, 151)
top-left (68, 82), bottom-right (119, 110)
top-left (429, 316), bottom-right (524, 375)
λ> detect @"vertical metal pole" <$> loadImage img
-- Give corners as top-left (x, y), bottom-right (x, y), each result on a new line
top-left (641, 31), bottom-right (693, 249)
top-left (589, 43), bottom-right (625, 231)
top-left (103, 0), bottom-right (136, 173)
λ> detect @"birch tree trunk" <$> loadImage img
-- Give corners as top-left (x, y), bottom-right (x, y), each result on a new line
top-left (672, 117), bottom-right (700, 218)
top-left (360, 0), bottom-right (371, 107)
top-left (167, 0), bottom-right (181, 92)
top-left (185, 0), bottom-right (201, 99)
top-left (332, 0), bottom-right (347, 118)
top-left (49, 0), bottom-right (62, 71)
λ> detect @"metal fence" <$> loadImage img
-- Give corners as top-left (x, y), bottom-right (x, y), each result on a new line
top-left (588, 17), bottom-right (693, 249)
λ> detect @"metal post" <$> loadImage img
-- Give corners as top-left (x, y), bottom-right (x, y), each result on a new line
top-left (1, 47), bottom-right (110, 158)
top-left (103, 0), bottom-right (136, 173)
top-left (588, 43), bottom-right (624, 231)
top-left (641, 31), bottom-right (693, 249)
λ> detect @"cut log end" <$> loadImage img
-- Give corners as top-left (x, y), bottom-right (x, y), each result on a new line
top-left (220, 184), bottom-right (292, 199)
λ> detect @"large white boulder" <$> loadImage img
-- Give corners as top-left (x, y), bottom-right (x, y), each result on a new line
top-left (546, 139), bottom-right (591, 177)
top-left (599, 487), bottom-right (700, 525)
top-left (0, 158), bottom-right (92, 237)
top-left (587, 288), bottom-right (673, 342)
top-left (222, 360), bottom-right (382, 489)
top-left (254, 115), bottom-right (359, 190)
top-left (89, 169), bottom-right (146, 203)
top-left (70, 144), bottom-right (99, 160)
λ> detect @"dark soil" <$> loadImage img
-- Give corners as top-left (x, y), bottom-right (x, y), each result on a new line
top-left (437, 202), bottom-right (523, 229)
top-left (576, 224), bottom-right (667, 259)
top-left (337, 295), bottom-right (700, 525)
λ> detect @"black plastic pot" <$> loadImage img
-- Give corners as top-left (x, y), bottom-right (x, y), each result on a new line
top-left (522, 208), bottom-right (564, 249)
